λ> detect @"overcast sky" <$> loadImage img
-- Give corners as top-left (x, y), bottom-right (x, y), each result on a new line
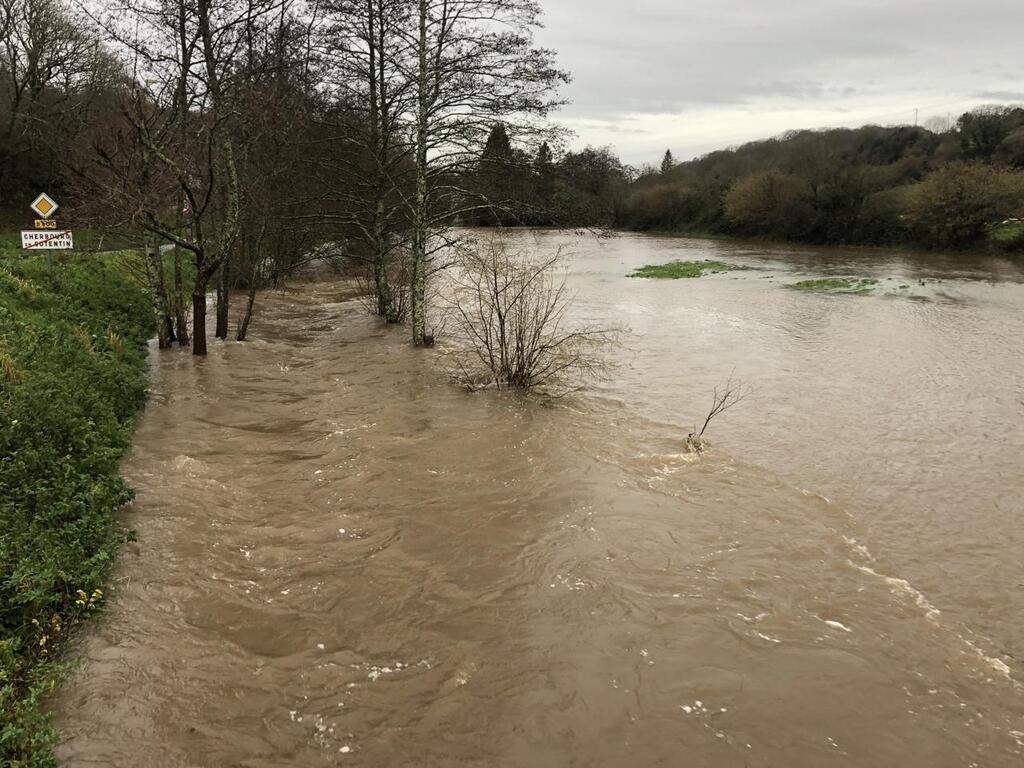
top-left (533, 0), bottom-right (1024, 166)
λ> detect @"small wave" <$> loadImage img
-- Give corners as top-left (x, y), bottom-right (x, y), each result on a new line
top-left (819, 617), bottom-right (852, 633)
top-left (844, 537), bottom-right (1017, 686)
top-left (843, 536), bottom-right (941, 621)
top-left (848, 560), bottom-right (942, 622)
top-left (960, 635), bottom-right (1015, 682)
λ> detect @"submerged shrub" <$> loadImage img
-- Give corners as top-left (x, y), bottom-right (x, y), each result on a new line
top-left (445, 237), bottom-right (616, 394)
top-left (792, 277), bottom-right (878, 294)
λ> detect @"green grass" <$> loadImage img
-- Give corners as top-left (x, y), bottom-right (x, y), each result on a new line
top-left (989, 221), bottom-right (1024, 250)
top-left (1, 254), bottom-right (152, 767)
top-left (792, 277), bottom-right (879, 294)
top-left (627, 260), bottom-right (740, 279)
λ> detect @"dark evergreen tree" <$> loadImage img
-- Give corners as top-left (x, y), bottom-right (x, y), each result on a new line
top-left (660, 149), bottom-right (674, 176)
top-left (476, 123), bottom-right (516, 225)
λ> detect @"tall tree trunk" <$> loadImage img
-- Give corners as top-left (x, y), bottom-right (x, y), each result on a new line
top-left (192, 288), bottom-right (208, 356)
top-left (174, 0), bottom-right (193, 348)
top-left (144, 234), bottom-right (172, 349)
top-left (236, 282), bottom-right (258, 341)
top-left (373, 198), bottom-right (397, 321)
top-left (173, 245), bottom-right (190, 345)
top-left (366, 0), bottom-right (399, 323)
top-left (215, 258), bottom-right (229, 339)
top-left (193, 0), bottom-right (242, 355)
top-left (410, 0), bottom-right (428, 345)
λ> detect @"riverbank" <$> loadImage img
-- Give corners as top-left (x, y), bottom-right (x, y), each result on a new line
top-left (0, 254), bottom-right (152, 766)
top-left (623, 224), bottom-right (1024, 256)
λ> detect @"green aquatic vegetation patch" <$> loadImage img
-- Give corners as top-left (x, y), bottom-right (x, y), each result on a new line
top-left (627, 260), bottom-right (740, 279)
top-left (1, 255), bottom-right (152, 767)
top-left (791, 277), bottom-right (879, 294)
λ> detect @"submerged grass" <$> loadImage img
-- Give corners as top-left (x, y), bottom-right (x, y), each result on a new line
top-left (792, 277), bottom-right (879, 294)
top-left (989, 221), bottom-right (1024, 249)
top-left (1, 254), bottom-right (152, 767)
top-left (628, 260), bottom-right (740, 279)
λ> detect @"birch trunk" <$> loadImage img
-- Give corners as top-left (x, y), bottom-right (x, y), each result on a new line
top-left (410, 0), bottom-right (429, 345)
top-left (173, 242), bottom-right (190, 346)
top-left (144, 234), bottom-right (172, 349)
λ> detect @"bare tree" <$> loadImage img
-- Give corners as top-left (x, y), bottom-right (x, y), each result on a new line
top-left (71, 0), bottom-right (287, 354)
top-left (0, 0), bottom-right (116, 208)
top-left (445, 235), bottom-right (613, 393)
top-left (686, 371), bottom-right (754, 452)
top-left (321, 0), bottom-right (415, 323)
top-left (401, 0), bottom-right (569, 345)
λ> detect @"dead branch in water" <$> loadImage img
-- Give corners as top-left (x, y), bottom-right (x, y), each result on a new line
top-left (687, 371), bottom-right (754, 451)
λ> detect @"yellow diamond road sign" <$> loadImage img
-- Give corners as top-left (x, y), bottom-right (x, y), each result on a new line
top-left (30, 193), bottom-right (58, 218)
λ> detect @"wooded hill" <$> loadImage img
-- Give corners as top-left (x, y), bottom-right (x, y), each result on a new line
top-left (469, 107), bottom-right (1024, 252)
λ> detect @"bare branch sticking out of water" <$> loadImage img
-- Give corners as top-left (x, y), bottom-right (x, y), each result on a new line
top-left (687, 371), bottom-right (754, 452)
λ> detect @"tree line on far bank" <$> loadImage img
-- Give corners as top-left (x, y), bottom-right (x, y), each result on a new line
top-left (469, 107), bottom-right (1024, 252)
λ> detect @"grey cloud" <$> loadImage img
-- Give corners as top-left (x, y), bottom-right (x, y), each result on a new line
top-left (973, 91), bottom-right (1024, 102)
top-left (534, 0), bottom-right (1023, 161)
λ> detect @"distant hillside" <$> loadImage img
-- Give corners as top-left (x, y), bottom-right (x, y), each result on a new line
top-left (622, 106), bottom-right (1024, 250)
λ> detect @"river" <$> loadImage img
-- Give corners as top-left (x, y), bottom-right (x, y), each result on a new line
top-left (55, 231), bottom-right (1024, 766)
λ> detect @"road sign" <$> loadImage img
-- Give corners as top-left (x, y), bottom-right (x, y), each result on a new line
top-left (34, 219), bottom-right (57, 229)
top-left (21, 230), bottom-right (73, 250)
top-left (30, 193), bottom-right (59, 218)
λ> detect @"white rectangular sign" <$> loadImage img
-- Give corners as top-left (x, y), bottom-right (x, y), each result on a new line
top-left (21, 230), bottom-right (73, 250)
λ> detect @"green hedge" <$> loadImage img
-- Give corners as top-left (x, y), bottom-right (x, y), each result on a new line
top-left (0, 255), bottom-right (152, 767)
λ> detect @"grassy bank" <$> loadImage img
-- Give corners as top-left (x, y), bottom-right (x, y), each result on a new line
top-left (0, 251), bottom-right (152, 766)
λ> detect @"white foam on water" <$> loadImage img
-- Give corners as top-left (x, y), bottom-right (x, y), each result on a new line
top-left (959, 635), bottom-right (1015, 683)
top-left (847, 558), bottom-right (942, 623)
top-left (737, 612), bottom-right (769, 623)
top-left (352, 658), bottom-right (430, 682)
top-left (842, 535), bottom-right (872, 561)
top-left (819, 618), bottom-right (852, 633)
top-left (551, 573), bottom-right (593, 591)
top-left (844, 537), bottom-right (1019, 688)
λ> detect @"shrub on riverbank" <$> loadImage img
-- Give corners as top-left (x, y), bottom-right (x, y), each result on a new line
top-left (0, 255), bottom-right (151, 766)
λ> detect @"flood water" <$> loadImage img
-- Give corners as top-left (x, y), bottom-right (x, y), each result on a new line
top-left (56, 232), bottom-right (1024, 766)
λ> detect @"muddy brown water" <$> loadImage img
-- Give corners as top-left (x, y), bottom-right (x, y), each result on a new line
top-left (56, 232), bottom-right (1024, 767)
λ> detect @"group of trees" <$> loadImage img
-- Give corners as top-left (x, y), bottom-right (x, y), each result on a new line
top-left (5, 0), bottom-right (1022, 362)
top-left (464, 105), bottom-right (1024, 251)
top-left (622, 106), bottom-right (1024, 250)
top-left (0, 0), bottom-right (570, 353)
top-left (470, 125), bottom-right (632, 228)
